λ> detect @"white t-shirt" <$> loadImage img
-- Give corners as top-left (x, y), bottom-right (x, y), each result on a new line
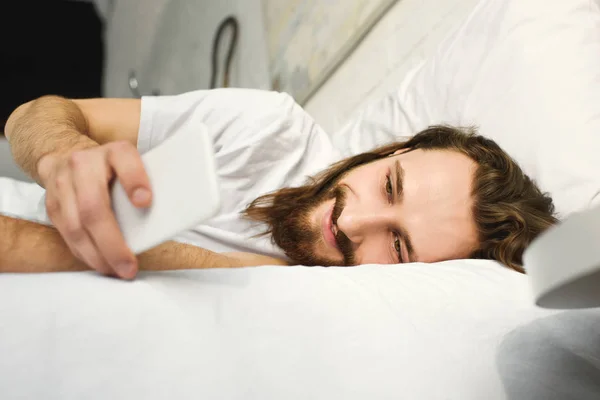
top-left (0, 89), bottom-right (340, 258)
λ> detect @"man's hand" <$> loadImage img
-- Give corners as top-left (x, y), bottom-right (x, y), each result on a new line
top-left (37, 141), bottom-right (152, 279)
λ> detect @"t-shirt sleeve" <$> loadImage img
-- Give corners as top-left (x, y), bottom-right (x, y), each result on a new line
top-left (137, 88), bottom-right (303, 155)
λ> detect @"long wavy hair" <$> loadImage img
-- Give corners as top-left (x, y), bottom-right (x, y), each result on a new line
top-left (244, 126), bottom-right (558, 272)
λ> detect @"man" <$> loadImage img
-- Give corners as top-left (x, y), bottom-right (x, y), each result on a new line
top-left (1, 89), bottom-right (557, 279)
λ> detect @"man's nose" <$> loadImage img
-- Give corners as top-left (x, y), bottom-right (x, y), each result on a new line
top-left (336, 208), bottom-right (392, 244)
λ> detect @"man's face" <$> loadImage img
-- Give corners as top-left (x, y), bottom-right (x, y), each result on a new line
top-left (274, 148), bottom-right (479, 266)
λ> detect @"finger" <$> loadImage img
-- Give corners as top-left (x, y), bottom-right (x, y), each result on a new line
top-left (71, 151), bottom-right (138, 280)
top-left (107, 141), bottom-right (152, 208)
top-left (70, 239), bottom-right (115, 277)
top-left (47, 165), bottom-right (112, 275)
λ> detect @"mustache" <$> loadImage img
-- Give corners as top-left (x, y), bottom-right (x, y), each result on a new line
top-left (330, 186), bottom-right (355, 266)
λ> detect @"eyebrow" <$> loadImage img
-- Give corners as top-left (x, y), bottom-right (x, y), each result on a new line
top-left (394, 160), bottom-right (416, 262)
top-left (394, 160), bottom-right (404, 201)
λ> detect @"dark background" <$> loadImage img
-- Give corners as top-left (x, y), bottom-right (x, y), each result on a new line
top-left (0, 1), bottom-right (105, 132)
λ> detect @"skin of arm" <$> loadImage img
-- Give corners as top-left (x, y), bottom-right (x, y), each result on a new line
top-left (0, 214), bottom-right (287, 275)
top-left (3, 96), bottom-right (287, 276)
top-left (5, 96), bottom-right (134, 184)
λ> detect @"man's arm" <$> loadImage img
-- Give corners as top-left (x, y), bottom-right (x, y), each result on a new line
top-left (4, 96), bottom-right (151, 278)
top-left (0, 215), bottom-right (82, 273)
top-left (5, 96), bottom-right (141, 184)
top-left (0, 215), bottom-right (287, 275)
top-left (2, 94), bottom-right (290, 278)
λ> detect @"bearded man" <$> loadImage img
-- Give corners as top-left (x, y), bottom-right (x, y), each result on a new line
top-left (0, 89), bottom-right (556, 279)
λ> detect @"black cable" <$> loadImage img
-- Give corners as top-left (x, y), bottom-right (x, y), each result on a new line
top-left (210, 16), bottom-right (239, 89)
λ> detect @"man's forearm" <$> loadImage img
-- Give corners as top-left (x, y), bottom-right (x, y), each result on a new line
top-left (0, 215), bottom-right (280, 274)
top-left (139, 244), bottom-right (289, 270)
top-left (0, 215), bottom-right (83, 273)
top-left (4, 96), bottom-right (98, 184)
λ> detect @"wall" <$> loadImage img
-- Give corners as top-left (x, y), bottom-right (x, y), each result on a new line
top-left (305, 0), bottom-right (480, 133)
top-left (0, 138), bottom-right (31, 182)
top-left (103, 0), bottom-right (270, 98)
top-left (263, 0), bottom-right (397, 104)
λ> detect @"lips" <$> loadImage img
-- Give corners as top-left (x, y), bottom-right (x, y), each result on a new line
top-left (322, 204), bottom-right (340, 251)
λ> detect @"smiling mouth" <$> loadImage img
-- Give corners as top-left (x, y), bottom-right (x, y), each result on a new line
top-left (322, 204), bottom-right (340, 251)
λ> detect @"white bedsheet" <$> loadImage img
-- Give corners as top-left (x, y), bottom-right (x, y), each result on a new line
top-left (3, 261), bottom-right (598, 400)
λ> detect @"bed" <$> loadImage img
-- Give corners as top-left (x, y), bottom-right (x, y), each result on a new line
top-left (2, 0), bottom-right (600, 398)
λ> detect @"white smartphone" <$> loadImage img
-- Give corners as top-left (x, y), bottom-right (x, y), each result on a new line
top-left (111, 122), bottom-right (221, 254)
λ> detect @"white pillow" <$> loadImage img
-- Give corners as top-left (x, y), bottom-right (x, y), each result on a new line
top-left (333, 0), bottom-right (600, 218)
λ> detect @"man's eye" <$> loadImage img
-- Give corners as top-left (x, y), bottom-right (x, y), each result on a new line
top-left (385, 176), bottom-right (393, 197)
top-left (394, 235), bottom-right (402, 262)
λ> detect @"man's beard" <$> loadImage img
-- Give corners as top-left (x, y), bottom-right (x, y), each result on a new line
top-left (269, 185), bottom-right (356, 266)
